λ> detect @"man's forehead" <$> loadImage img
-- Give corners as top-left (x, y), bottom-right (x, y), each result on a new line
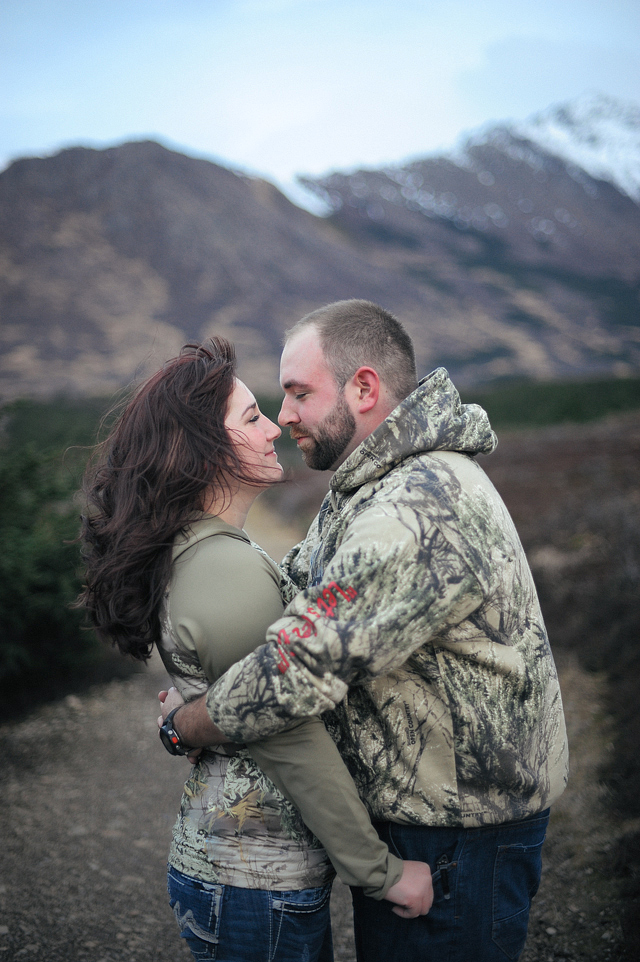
top-left (280, 326), bottom-right (329, 387)
top-left (280, 362), bottom-right (323, 391)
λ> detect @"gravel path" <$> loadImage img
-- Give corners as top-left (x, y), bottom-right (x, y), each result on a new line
top-left (0, 650), bottom-right (629, 961)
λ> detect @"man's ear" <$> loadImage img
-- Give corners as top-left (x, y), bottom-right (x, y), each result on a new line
top-left (350, 367), bottom-right (380, 413)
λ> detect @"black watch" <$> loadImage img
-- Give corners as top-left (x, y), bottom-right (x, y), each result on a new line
top-left (159, 706), bottom-right (190, 756)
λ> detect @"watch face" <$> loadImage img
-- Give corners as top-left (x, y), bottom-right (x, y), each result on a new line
top-left (159, 724), bottom-right (184, 755)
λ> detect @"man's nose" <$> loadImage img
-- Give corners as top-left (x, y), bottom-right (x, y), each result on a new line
top-left (278, 396), bottom-right (299, 426)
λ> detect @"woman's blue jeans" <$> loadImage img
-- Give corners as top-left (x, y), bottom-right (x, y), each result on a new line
top-left (167, 865), bottom-right (333, 962)
top-left (351, 810), bottom-right (550, 962)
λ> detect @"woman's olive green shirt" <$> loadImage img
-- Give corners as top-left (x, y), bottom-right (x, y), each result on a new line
top-left (157, 514), bottom-right (401, 896)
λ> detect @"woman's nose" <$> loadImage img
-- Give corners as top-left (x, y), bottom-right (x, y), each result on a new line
top-left (266, 417), bottom-right (281, 440)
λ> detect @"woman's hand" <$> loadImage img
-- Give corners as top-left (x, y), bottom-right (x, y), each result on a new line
top-left (157, 686), bottom-right (184, 723)
top-left (384, 860), bottom-right (434, 918)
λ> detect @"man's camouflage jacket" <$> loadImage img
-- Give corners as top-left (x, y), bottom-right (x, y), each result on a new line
top-left (206, 368), bottom-right (569, 827)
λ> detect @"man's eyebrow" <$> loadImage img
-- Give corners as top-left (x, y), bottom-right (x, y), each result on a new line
top-left (282, 379), bottom-right (308, 391)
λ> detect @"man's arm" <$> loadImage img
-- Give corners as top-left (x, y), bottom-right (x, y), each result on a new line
top-left (204, 503), bottom-right (484, 743)
top-left (158, 686), bottom-right (226, 748)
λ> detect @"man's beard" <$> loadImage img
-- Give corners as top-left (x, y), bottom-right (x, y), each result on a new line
top-left (294, 393), bottom-right (356, 471)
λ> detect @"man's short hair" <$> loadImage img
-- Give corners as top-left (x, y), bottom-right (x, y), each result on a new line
top-left (286, 299), bottom-right (418, 403)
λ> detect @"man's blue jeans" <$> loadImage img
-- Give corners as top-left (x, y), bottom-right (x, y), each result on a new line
top-left (351, 810), bottom-right (549, 962)
top-left (167, 865), bottom-right (333, 962)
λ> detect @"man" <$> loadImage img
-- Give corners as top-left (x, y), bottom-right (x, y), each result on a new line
top-left (160, 299), bottom-right (569, 961)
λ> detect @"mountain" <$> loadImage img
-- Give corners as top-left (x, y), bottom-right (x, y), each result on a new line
top-left (300, 93), bottom-right (640, 383)
top-left (1, 94), bottom-right (639, 400)
top-left (0, 141), bottom-right (446, 397)
top-left (513, 92), bottom-right (640, 202)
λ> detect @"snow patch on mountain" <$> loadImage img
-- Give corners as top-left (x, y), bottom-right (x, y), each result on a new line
top-left (513, 93), bottom-right (640, 202)
top-left (450, 93), bottom-right (640, 204)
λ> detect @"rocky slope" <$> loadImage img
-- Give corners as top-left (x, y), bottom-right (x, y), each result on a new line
top-left (514, 93), bottom-right (640, 202)
top-left (0, 141), bottom-right (444, 398)
top-left (302, 97), bottom-right (640, 385)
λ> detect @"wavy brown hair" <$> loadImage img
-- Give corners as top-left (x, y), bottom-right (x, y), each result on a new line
top-left (77, 337), bottom-right (261, 660)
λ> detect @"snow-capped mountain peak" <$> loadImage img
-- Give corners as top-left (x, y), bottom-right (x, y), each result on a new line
top-left (512, 92), bottom-right (640, 202)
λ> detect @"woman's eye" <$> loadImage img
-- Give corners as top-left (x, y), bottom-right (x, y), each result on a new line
top-left (248, 414), bottom-right (260, 423)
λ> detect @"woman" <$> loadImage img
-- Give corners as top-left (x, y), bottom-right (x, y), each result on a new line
top-left (78, 338), bottom-right (429, 962)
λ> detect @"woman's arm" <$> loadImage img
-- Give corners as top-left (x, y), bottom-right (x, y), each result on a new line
top-left (249, 717), bottom-right (401, 898)
top-left (158, 687), bottom-right (432, 914)
top-left (250, 720), bottom-right (435, 914)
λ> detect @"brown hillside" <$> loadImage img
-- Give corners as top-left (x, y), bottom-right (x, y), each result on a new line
top-left (0, 142), bottom-right (445, 398)
top-left (1, 138), bottom-right (639, 401)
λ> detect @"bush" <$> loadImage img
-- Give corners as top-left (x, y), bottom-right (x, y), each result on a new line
top-left (0, 397), bottom-right (135, 715)
top-left (0, 447), bottom-right (95, 688)
top-left (465, 376), bottom-right (640, 429)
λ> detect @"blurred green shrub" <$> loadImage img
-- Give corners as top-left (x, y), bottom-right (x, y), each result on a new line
top-left (465, 376), bottom-right (640, 428)
top-left (0, 396), bottom-right (133, 715)
top-left (0, 446), bottom-right (94, 681)
top-left (1, 395), bottom-right (113, 452)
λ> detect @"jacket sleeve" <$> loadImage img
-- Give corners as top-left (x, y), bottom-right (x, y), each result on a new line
top-left (205, 501), bottom-right (484, 741)
top-left (170, 530), bottom-right (402, 897)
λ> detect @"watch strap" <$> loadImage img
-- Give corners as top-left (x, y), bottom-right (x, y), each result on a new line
top-left (160, 705), bottom-right (190, 755)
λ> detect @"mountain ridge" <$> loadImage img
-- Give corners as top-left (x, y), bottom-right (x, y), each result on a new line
top-left (1, 94), bottom-right (639, 400)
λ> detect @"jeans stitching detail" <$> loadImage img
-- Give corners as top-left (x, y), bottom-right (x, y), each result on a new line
top-left (491, 834), bottom-right (546, 959)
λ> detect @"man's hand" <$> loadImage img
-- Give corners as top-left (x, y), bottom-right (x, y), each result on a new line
top-left (384, 860), bottom-right (433, 918)
top-left (157, 688), bottom-right (232, 760)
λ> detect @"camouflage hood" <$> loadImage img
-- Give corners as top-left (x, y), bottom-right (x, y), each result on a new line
top-left (333, 368), bottom-right (498, 495)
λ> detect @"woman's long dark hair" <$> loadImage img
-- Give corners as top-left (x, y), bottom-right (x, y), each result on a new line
top-left (78, 337), bottom-right (260, 660)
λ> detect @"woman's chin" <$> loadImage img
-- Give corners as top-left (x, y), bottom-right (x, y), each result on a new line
top-left (255, 462), bottom-right (284, 485)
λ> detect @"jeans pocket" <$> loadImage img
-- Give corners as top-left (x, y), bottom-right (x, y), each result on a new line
top-left (168, 867), bottom-right (223, 961)
top-left (270, 885), bottom-right (333, 962)
top-left (492, 838), bottom-right (545, 960)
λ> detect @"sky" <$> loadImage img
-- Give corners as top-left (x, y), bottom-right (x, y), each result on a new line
top-left (1, 0), bottom-right (639, 205)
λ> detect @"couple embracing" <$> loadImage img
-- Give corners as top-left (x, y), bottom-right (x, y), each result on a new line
top-left (80, 299), bottom-right (568, 962)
